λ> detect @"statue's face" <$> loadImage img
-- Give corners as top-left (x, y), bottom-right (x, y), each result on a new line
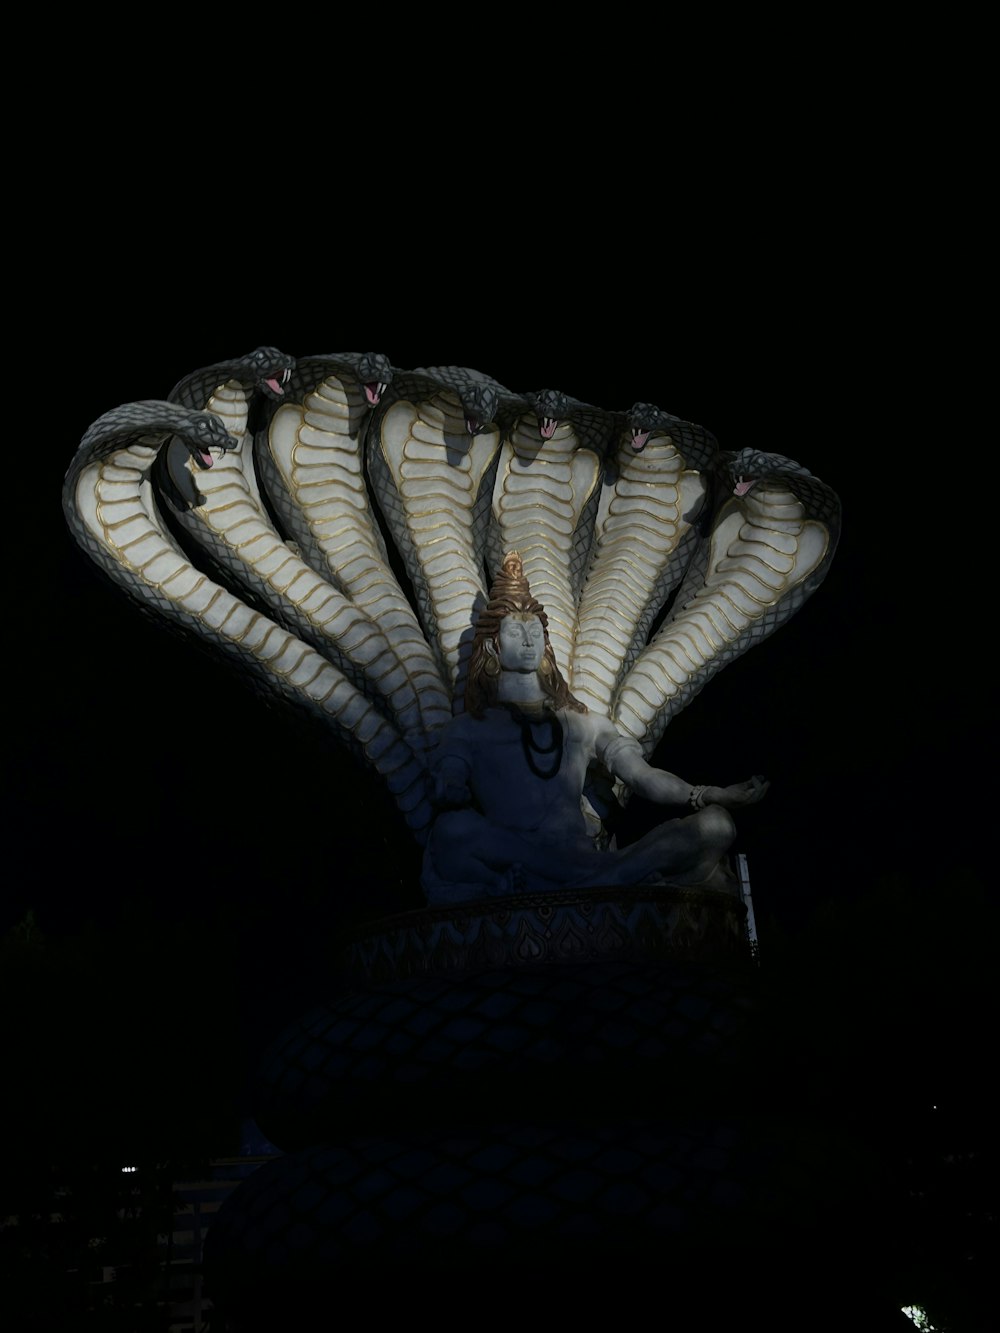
top-left (497, 614), bottom-right (546, 672)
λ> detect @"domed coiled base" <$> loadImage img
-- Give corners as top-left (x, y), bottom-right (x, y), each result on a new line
top-left (203, 890), bottom-right (883, 1329)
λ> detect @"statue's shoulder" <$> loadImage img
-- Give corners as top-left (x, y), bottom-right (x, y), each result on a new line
top-left (559, 707), bottom-right (626, 757)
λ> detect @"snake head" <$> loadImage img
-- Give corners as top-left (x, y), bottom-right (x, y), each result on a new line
top-left (530, 389), bottom-right (572, 439)
top-left (357, 352), bottom-right (393, 408)
top-left (459, 383), bottom-right (499, 436)
top-left (246, 347), bottom-right (295, 400)
top-left (725, 447), bottom-right (813, 497)
top-left (626, 402), bottom-right (679, 453)
top-left (185, 412), bottom-right (239, 470)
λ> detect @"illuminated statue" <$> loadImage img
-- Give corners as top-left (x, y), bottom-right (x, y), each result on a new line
top-left (62, 350), bottom-right (840, 904)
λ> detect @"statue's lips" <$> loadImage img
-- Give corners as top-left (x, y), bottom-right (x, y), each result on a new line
top-left (504, 647), bottom-right (543, 667)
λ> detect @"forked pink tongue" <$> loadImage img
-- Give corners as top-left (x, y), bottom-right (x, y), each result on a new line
top-left (265, 377), bottom-right (284, 395)
top-left (365, 383), bottom-right (381, 406)
top-left (734, 478), bottom-right (754, 496)
top-left (199, 451), bottom-right (214, 468)
top-left (541, 419), bottom-right (557, 439)
top-left (631, 431), bottom-right (650, 451)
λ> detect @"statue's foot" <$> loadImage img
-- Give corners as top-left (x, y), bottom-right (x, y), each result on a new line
top-left (646, 859), bottom-right (741, 895)
top-left (693, 861), bottom-right (741, 895)
top-left (489, 862), bottom-right (527, 897)
top-left (508, 862), bottom-right (528, 894)
top-left (639, 871), bottom-right (669, 887)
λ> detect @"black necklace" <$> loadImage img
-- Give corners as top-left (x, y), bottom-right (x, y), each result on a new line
top-left (504, 704), bottom-right (563, 780)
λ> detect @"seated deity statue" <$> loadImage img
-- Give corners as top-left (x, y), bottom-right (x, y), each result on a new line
top-left (421, 552), bottom-right (769, 904)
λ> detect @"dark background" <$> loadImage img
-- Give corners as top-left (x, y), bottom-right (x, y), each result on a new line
top-left (2, 27), bottom-right (991, 1318)
top-left (4, 243), bottom-right (993, 1327)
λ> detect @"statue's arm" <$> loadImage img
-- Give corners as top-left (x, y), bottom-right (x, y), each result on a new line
top-left (596, 721), bottom-right (769, 810)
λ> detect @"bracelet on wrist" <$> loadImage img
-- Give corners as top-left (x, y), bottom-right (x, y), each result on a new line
top-left (688, 784), bottom-right (708, 811)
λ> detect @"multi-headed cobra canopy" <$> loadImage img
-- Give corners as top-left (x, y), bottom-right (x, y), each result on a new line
top-left (63, 348), bottom-right (841, 850)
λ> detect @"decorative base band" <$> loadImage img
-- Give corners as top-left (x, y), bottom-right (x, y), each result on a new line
top-left (335, 885), bottom-right (751, 983)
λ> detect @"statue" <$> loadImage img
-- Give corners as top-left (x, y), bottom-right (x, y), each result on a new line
top-left (421, 552), bottom-right (769, 903)
top-left (61, 349), bottom-right (840, 902)
top-left (61, 351), bottom-right (847, 1320)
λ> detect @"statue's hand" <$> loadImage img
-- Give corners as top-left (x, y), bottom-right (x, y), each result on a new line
top-left (710, 775), bottom-right (770, 809)
top-left (432, 758), bottom-right (472, 809)
top-left (435, 778), bottom-right (472, 808)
